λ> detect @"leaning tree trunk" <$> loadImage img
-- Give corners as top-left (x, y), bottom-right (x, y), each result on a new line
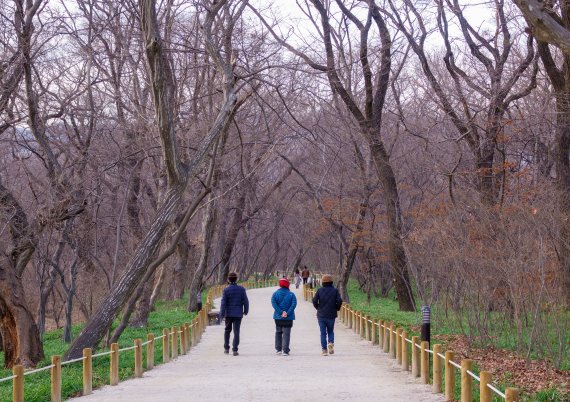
top-left (218, 194), bottom-right (246, 283)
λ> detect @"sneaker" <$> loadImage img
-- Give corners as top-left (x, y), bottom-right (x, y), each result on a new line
top-left (275, 350), bottom-right (282, 355)
top-left (224, 349), bottom-right (229, 354)
top-left (328, 343), bottom-right (334, 355)
top-left (233, 351), bottom-right (239, 356)
top-left (282, 352), bottom-right (289, 356)
top-left (321, 349), bottom-right (328, 356)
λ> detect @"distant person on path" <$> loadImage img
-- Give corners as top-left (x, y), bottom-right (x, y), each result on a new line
top-left (301, 266), bottom-right (310, 284)
top-left (312, 274), bottom-right (343, 356)
top-left (271, 277), bottom-right (297, 356)
top-left (293, 268), bottom-right (301, 289)
top-left (220, 272), bottom-right (249, 356)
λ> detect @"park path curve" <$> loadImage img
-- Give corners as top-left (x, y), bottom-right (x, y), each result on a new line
top-left (73, 286), bottom-right (443, 402)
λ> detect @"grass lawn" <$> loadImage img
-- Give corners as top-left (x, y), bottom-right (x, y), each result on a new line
top-left (345, 280), bottom-right (568, 401)
top-left (0, 297), bottom-right (196, 402)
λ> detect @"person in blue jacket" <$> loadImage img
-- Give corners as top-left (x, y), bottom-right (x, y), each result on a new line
top-left (271, 277), bottom-right (297, 356)
top-left (220, 272), bottom-right (249, 356)
top-left (312, 274), bottom-right (343, 356)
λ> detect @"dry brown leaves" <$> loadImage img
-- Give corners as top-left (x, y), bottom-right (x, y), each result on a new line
top-left (431, 334), bottom-right (569, 396)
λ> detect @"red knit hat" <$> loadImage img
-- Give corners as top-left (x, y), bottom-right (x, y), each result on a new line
top-left (279, 277), bottom-right (290, 288)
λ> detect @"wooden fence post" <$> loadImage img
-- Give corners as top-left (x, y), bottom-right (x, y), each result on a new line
top-left (163, 328), bottom-right (169, 363)
top-left (13, 364), bottom-right (24, 402)
top-left (134, 339), bottom-right (143, 378)
top-left (51, 355), bottom-right (62, 402)
top-left (147, 333), bottom-right (154, 370)
top-left (83, 348), bottom-right (92, 395)
top-left (396, 328), bottom-right (403, 364)
top-left (383, 323), bottom-right (390, 353)
top-left (411, 336), bottom-right (420, 377)
top-left (480, 371), bottom-right (492, 402)
top-left (445, 351), bottom-right (455, 401)
top-left (461, 359), bottom-right (473, 402)
top-left (389, 323), bottom-right (396, 358)
top-left (180, 326), bottom-right (186, 355)
top-left (171, 327), bottom-right (178, 360)
top-left (110, 343), bottom-right (119, 386)
top-left (432, 344), bottom-right (442, 393)
top-left (372, 319), bottom-right (377, 344)
top-left (421, 341), bottom-right (429, 384)
top-left (505, 388), bottom-right (519, 402)
top-left (184, 322), bottom-right (190, 350)
top-left (402, 331), bottom-right (409, 371)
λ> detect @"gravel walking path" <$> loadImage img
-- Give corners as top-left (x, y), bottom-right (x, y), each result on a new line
top-left (73, 286), bottom-right (443, 401)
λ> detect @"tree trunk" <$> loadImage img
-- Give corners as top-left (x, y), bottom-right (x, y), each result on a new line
top-left (555, 93), bottom-right (570, 305)
top-left (169, 232), bottom-right (189, 300)
top-left (218, 194), bottom-right (246, 283)
top-left (188, 195), bottom-right (218, 311)
top-left (369, 141), bottom-right (416, 311)
top-left (129, 280), bottom-right (154, 328)
top-left (0, 263), bottom-right (44, 368)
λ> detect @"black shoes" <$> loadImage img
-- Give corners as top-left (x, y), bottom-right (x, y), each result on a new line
top-left (224, 349), bottom-right (229, 354)
top-left (233, 351), bottom-right (239, 356)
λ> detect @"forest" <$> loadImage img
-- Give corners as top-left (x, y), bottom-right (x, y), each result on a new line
top-left (0, 0), bottom-right (568, 386)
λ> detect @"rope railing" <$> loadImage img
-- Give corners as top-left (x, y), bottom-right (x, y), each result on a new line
top-left (303, 285), bottom-right (521, 402)
top-left (4, 278), bottom-right (278, 402)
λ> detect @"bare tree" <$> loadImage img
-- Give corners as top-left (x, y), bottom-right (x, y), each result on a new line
top-left (514, 0), bottom-right (570, 304)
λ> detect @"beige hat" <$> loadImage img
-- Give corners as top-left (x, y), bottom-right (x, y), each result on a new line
top-left (322, 274), bottom-right (333, 283)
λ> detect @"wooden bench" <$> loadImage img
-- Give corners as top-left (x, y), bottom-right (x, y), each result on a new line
top-left (208, 310), bottom-right (220, 325)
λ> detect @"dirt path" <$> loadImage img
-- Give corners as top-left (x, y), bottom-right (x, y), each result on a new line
top-left (73, 286), bottom-right (443, 401)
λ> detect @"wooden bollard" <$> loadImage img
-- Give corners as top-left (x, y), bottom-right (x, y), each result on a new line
top-left (147, 334), bottom-right (155, 370)
top-left (365, 316), bottom-right (371, 340)
top-left (396, 328), bottom-right (403, 364)
top-left (83, 348), bottom-right (93, 395)
top-left (134, 339), bottom-right (143, 378)
top-left (13, 364), bottom-right (24, 402)
top-left (479, 371), bottom-right (492, 402)
top-left (461, 359), bottom-right (473, 402)
top-left (432, 344), bottom-right (442, 393)
top-left (506, 388), bottom-right (519, 402)
top-left (371, 319), bottom-right (377, 344)
top-left (51, 355), bottom-right (62, 402)
top-left (162, 328), bottom-right (169, 363)
top-left (445, 351), bottom-right (455, 401)
top-left (411, 336), bottom-right (420, 377)
top-left (389, 323), bottom-right (396, 358)
top-left (378, 321), bottom-right (384, 349)
top-left (347, 308), bottom-right (353, 329)
top-left (110, 343), bottom-right (119, 386)
top-left (421, 341), bottom-right (429, 384)
top-left (180, 326), bottom-right (186, 355)
top-left (360, 313), bottom-right (365, 337)
top-left (383, 323), bottom-right (389, 353)
top-left (402, 331), bottom-right (409, 371)
top-left (352, 310), bottom-right (357, 332)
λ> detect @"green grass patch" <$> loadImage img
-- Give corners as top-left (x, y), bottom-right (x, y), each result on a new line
top-left (0, 297), bottom-right (195, 401)
top-left (345, 280), bottom-right (568, 400)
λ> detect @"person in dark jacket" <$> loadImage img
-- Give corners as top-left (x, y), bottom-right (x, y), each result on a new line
top-left (312, 274), bottom-right (343, 356)
top-left (220, 272), bottom-right (249, 356)
top-left (271, 277), bottom-right (297, 356)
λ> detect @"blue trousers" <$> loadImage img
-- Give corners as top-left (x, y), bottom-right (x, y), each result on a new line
top-left (318, 318), bottom-right (335, 350)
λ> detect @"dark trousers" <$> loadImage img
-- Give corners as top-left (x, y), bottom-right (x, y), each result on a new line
top-left (302, 277), bottom-right (308, 284)
top-left (275, 323), bottom-right (292, 353)
top-left (224, 317), bottom-right (242, 352)
top-left (318, 318), bottom-right (335, 350)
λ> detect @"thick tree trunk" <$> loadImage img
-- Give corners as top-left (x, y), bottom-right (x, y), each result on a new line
top-left (369, 141), bottom-right (416, 311)
top-left (0, 263), bottom-right (44, 368)
top-left (65, 183), bottom-right (187, 358)
top-left (169, 233), bottom-right (190, 300)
